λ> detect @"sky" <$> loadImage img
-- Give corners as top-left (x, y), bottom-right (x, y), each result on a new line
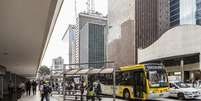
top-left (41, 0), bottom-right (108, 67)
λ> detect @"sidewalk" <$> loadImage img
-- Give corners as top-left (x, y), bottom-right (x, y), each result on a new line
top-left (18, 91), bottom-right (63, 101)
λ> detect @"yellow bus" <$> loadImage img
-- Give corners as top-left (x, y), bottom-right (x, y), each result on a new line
top-left (89, 64), bottom-right (170, 100)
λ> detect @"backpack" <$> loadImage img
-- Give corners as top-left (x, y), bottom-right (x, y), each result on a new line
top-left (43, 86), bottom-right (50, 94)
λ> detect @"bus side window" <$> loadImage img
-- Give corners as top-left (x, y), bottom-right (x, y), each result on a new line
top-left (115, 72), bottom-right (122, 85)
top-left (119, 71), bottom-right (135, 85)
top-left (100, 73), bottom-right (113, 85)
top-left (99, 74), bottom-right (107, 85)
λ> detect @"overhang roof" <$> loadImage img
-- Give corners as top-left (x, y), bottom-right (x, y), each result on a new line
top-left (0, 0), bottom-right (63, 77)
top-left (100, 68), bottom-right (113, 74)
top-left (138, 25), bottom-right (201, 63)
top-left (76, 69), bottom-right (90, 75)
top-left (88, 68), bottom-right (102, 74)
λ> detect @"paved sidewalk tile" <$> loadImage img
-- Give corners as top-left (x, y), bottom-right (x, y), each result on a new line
top-left (18, 91), bottom-right (63, 101)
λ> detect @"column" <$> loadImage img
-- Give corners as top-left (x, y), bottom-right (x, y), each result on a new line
top-left (190, 72), bottom-right (194, 80)
top-left (160, 61), bottom-right (163, 65)
top-left (180, 59), bottom-right (184, 82)
top-left (200, 54), bottom-right (201, 71)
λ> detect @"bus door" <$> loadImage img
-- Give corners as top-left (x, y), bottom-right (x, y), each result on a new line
top-left (133, 70), bottom-right (146, 99)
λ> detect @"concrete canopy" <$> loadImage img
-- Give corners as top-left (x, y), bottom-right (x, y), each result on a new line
top-left (138, 25), bottom-right (201, 65)
top-left (0, 0), bottom-right (63, 77)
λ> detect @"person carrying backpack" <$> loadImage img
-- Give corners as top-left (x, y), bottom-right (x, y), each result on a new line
top-left (40, 81), bottom-right (51, 101)
top-left (94, 80), bottom-right (102, 101)
top-left (87, 81), bottom-right (95, 101)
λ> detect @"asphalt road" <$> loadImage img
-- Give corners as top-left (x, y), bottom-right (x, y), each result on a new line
top-left (62, 95), bottom-right (201, 101)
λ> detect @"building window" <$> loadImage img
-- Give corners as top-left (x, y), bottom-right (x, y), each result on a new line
top-left (170, 20), bottom-right (180, 26)
top-left (170, 0), bottom-right (180, 27)
top-left (170, 14), bottom-right (180, 21)
top-left (196, 0), bottom-right (201, 25)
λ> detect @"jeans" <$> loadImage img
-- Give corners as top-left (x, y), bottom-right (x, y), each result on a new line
top-left (41, 94), bottom-right (49, 101)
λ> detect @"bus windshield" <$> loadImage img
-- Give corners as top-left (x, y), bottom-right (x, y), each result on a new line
top-left (148, 69), bottom-right (168, 88)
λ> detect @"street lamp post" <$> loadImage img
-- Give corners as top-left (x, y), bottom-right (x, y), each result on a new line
top-left (113, 63), bottom-right (116, 101)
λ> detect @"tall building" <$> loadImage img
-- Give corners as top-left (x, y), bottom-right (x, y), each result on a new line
top-left (77, 12), bottom-right (107, 68)
top-left (107, 0), bottom-right (169, 67)
top-left (196, 0), bottom-right (201, 24)
top-left (63, 25), bottom-right (77, 66)
top-left (170, 0), bottom-right (201, 27)
top-left (157, 0), bottom-right (170, 36)
top-left (52, 57), bottom-right (64, 70)
top-left (138, 0), bottom-right (201, 81)
top-left (107, 0), bottom-right (136, 67)
top-left (170, 0), bottom-right (180, 27)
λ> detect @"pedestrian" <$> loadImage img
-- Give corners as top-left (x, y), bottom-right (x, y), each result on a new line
top-left (52, 82), bottom-right (55, 90)
top-left (72, 80), bottom-right (76, 95)
top-left (80, 80), bottom-right (85, 101)
top-left (8, 80), bottom-right (14, 97)
top-left (17, 81), bottom-right (25, 99)
top-left (87, 81), bottom-right (95, 101)
top-left (66, 81), bottom-right (72, 95)
top-left (32, 80), bottom-right (37, 95)
top-left (55, 82), bottom-right (59, 92)
top-left (40, 81), bottom-right (51, 101)
top-left (25, 80), bottom-right (31, 96)
top-left (19, 81), bottom-right (25, 93)
top-left (68, 81), bottom-right (74, 95)
top-left (94, 80), bottom-right (102, 101)
top-left (39, 80), bottom-right (43, 90)
top-left (193, 78), bottom-right (198, 88)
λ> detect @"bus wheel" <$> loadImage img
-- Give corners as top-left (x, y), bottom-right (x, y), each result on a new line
top-left (178, 93), bottom-right (185, 100)
top-left (123, 89), bottom-right (130, 100)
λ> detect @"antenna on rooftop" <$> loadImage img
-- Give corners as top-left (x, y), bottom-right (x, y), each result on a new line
top-left (74, 0), bottom-right (77, 18)
top-left (86, 0), bottom-right (95, 13)
top-left (91, 0), bottom-right (95, 12)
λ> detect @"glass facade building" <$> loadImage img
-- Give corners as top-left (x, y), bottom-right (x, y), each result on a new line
top-left (88, 24), bottom-right (105, 68)
top-left (196, 0), bottom-right (201, 24)
top-left (78, 13), bottom-right (107, 69)
top-left (170, 0), bottom-right (201, 27)
top-left (170, 0), bottom-right (180, 27)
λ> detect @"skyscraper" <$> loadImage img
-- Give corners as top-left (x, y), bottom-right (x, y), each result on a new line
top-left (63, 25), bottom-right (77, 66)
top-left (196, 0), bottom-right (201, 24)
top-left (107, 0), bottom-right (169, 67)
top-left (52, 57), bottom-right (64, 70)
top-left (170, 0), bottom-right (201, 27)
top-left (78, 12), bottom-right (107, 68)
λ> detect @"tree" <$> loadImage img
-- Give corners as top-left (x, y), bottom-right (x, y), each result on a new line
top-left (38, 65), bottom-right (50, 76)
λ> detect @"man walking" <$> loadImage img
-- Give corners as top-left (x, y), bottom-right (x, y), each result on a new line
top-left (26, 80), bottom-right (31, 96)
top-left (8, 80), bottom-right (14, 97)
top-left (32, 80), bottom-right (37, 95)
top-left (94, 80), bottom-right (102, 101)
top-left (40, 81), bottom-right (51, 101)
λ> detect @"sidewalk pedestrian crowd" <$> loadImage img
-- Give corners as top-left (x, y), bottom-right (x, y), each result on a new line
top-left (63, 77), bottom-right (102, 101)
top-left (7, 80), bottom-right (38, 100)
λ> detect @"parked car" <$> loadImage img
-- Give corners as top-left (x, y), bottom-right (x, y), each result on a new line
top-left (169, 81), bottom-right (201, 100)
